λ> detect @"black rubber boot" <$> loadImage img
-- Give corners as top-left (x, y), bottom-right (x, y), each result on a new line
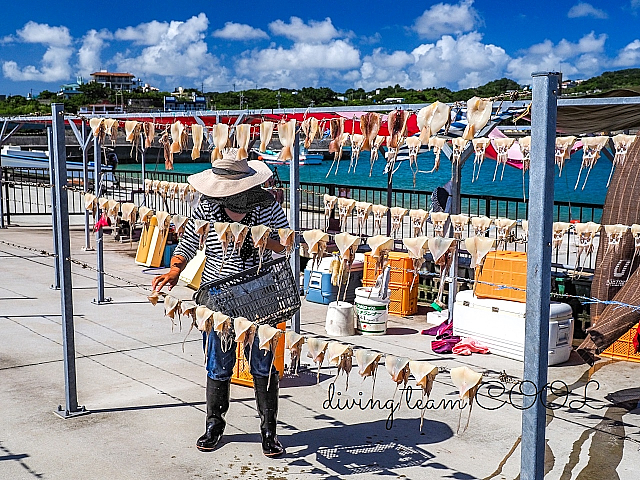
top-left (253, 374), bottom-right (285, 457)
top-left (196, 377), bottom-right (231, 452)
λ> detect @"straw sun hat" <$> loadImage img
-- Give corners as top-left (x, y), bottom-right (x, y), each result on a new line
top-left (187, 148), bottom-right (273, 197)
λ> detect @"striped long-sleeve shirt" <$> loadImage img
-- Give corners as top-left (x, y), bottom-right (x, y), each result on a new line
top-left (173, 197), bottom-right (289, 284)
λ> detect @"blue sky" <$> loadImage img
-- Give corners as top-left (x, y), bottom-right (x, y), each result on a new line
top-left (1, 0), bottom-right (639, 96)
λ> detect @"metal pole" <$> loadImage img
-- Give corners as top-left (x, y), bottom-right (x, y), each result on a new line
top-left (0, 121), bottom-right (6, 229)
top-left (520, 72), bottom-right (559, 480)
top-left (50, 104), bottom-right (86, 418)
top-left (290, 131), bottom-right (301, 333)
top-left (447, 160), bottom-right (462, 317)
top-left (82, 121), bottom-right (93, 251)
top-left (81, 122), bottom-right (91, 250)
top-left (140, 132), bottom-right (147, 206)
top-left (47, 126), bottom-right (60, 290)
top-left (93, 136), bottom-right (109, 304)
top-left (386, 169), bottom-right (392, 236)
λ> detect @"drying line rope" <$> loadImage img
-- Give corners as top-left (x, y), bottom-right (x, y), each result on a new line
top-left (1, 239), bottom-right (638, 314)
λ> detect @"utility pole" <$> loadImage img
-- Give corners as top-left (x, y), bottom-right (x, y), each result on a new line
top-left (239, 92), bottom-right (245, 110)
top-left (277, 91), bottom-right (281, 109)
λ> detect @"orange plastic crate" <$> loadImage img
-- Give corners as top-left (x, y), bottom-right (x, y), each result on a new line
top-left (364, 251), bottom-right (414, 285)
top-left (475, 251), bottom-right (527, 303)
top-left (600, 323), bottom-right (640, 363)
top-left (363, 280), bottom-right (418, 316)
top-left (232, 321), bottom-right (286, 387)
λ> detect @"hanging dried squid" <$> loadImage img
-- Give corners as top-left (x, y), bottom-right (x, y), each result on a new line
top-left (259, 121), bottom-right (274, 153)
top-left (471, 137), bottom-right (491, 182)
top-left (301, 117), bottom-right (319, 149)
top-left (212, 124), bottom-right (229, 161)
top-left (354, 201), bottom-right (373, 235)
top-left (403, 236), bottom-right (429, 287)
top-left (576, 136), bottom-right (609, 190)
top-left (229, 222), bottom-right (249, 256)
top-left (278, 119), bottom-right (296, 161)
top-left (427, 136), bottom-right (447, 173)
top-left (278, 228), bottom-right (295, 258)
top-left (463, 97), bottom-right (492, 141)
top-left (408, 361), bottom-right (438, 432)
top-left (334, 232), bottom-right (361, 301)
top-left (450, 214), bottom-right (469, 240)
top-left (191, 123), bottom-right (204, 160)
top-left (390, 207), bottom-right (407, 237)
top-left (492, 138), bottom-right (515, 181)
top-left (251, 225), bottom-right (271, 273)
top-left (323, 194), bottom-right (338, 231)
top-left (555, 136), bottom-right (577, 177)
top-left (368, 235), bottom-right (394, 276)
top-left (336, 198), bottom-right (356, 231)
top-left (471, 216), bottom-right (492, 236)
top-left (285, 330), bottom-right (305, 375)
top-left (257, 324), bottom-right (284, 389)
top-left (607, 134), bottom-right (637, 186)
top-left (236, 124), bottom-right (251, 160)
top-left (417, 101), bottom-right (450, 144)
top-left (306, 337), bottom-right (328, 383)
top-left (371, 204), bottom-right (389, 235)
top-left (327, 342), bottom-right (354, 391)
top-left (450, 366), bottom-right (483, 434)
top-left (355, 349), bottom-right (383, 399)
top-left (302, 229), bottom-right (329, 271)
top-left (385, 355), bottom-right (411, 403)
top-left (430, 211), bottom-right (449, 237)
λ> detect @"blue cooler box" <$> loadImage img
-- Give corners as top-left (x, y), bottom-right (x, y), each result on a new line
top-left (304, 255), bottom-right (364, 305)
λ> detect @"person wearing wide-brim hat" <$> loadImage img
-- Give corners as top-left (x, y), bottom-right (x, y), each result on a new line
top-left (153, 147), bottom-right (289, 457)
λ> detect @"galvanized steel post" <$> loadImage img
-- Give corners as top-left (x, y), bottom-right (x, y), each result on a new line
top-left (521, 72), bottom-right (559, 480)
top-left (82, 121), bottom-right (92, 251)
top-left (51, 104), bottom-right (85, 418)
top-left (93, 136), bottom-right (108, 304)
top-left (47, 126), bottom-right (60, 290)
top-left (290, 131), bottom-right (301, 333)
top-left (0, 122), bottom-right (6, 229)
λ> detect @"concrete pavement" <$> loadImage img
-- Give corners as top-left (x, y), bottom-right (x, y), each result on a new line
top-left (0, 223), bottom-right (638, 480)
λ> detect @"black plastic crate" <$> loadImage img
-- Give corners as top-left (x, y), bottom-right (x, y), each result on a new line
top-left (195, 256), bottom-right (301, 326)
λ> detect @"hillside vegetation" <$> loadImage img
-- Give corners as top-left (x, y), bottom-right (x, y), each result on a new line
top-left (1, 69), bottom-right (640, 115)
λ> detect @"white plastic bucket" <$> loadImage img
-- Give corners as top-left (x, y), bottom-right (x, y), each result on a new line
top-left (325, 301), bottom-right (355, 336)
top-left (354, 287), bottom-right (390, 335)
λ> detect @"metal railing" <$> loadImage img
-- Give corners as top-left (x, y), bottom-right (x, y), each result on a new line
top-left (2, 166), bottom-right (603, 270)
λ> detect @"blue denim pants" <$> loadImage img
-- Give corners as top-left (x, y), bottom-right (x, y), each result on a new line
top-left (203, 330), bottom-right (276, 381)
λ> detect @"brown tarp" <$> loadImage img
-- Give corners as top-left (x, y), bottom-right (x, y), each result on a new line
top-left (577, 137), bottom-right (640, 364)
top-left (556, 89), bottom-right (640, 135)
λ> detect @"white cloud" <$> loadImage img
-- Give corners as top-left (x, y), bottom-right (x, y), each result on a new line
top-left (213, 22), bottom-right (268, 41)
top-left (568, 2), bottom-right (608, 19)
top-left (268, 17), bottom-right (342, 43)
top-left (234, 40), bottom-right (361, 89)
top-left (358, 49), bottom-right (413, 90)
top-left (409, 33), bottom-right (510, 89)
top-left (2, 21), bottom-right (73, 81)
top-left (507, 32), bottom-right (607, 83)
top-left (114, 20), bottom-right (170, 45)
top-left (614, 39), bottom-right (640, 66)
top-left (3, 47), bottom-right (72, 82)
top-left (77, 29), bottom-right (112, 77)
top-left (413, 0), bottom-right (480, 39)
top-left (15, 21), bottom-right (71, 47)
top-left (113, 14), bottom-right (217, 79)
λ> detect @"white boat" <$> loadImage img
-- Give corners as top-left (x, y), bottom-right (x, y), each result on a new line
top-left (251, 148), bottom-right (322, 166)
top-left (1, 146), bottom-right (113, 174)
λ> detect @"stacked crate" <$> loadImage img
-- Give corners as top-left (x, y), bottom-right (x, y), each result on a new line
top-left (362, 251), bottom-right (418, 316)
top-left (475, 251), bottom-right (527, 302)
top-left (600, 324), bottom-right (640, 363)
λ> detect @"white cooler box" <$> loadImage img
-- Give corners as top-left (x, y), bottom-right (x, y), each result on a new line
top-left (453, 290), bottom-right (574, 366)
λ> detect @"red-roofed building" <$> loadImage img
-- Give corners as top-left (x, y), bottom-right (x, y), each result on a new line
top-left (90, 71), bottom-right (139, 91)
